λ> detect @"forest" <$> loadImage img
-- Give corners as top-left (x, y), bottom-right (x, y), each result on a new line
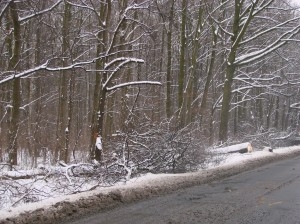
top-left (1, 0), bottom-right (300, 174)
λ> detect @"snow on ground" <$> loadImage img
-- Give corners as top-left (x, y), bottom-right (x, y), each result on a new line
top-left (1, 146), bottom-right (300, 224)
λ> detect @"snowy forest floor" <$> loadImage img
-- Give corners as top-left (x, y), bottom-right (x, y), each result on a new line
top-left (1, 146), bottom-right (300, 224)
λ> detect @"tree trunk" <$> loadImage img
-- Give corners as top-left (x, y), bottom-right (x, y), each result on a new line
top-left (218, 0), bottom-right (250, 142)
top-left (199, 24), bottom-right (217, 123)
top-left (166, 0), bottom-right (174, 119)
top-left (266, 96), bottom-right (274, 130)
top-left (185, 5), bottom-right (203, 125)
top-left (274, 96), bottom-right (280, 129)
top-left (7, 1), bottom-right (21, 166)
top-left (219, 63), bottom-right (235, 143)
top-left (56, 1), bottom-right (72, 163)
top-left (90, 0), bottom-right (111, 162)
top-left (178, 0), bottom-right (187, 115)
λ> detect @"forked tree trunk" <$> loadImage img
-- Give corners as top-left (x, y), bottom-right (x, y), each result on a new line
top-left (219, 1), bottom-right (256, 143)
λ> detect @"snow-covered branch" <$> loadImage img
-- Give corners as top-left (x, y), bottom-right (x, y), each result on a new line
top-left (19, 0), bottom-right (63, 22)
top-left (103, 58), bottom-right (145, 89)
top-left (0, 0), bottom-right (11, 20)
top-left (106, 1), bottom-right (149, 55)
top-left (0, 58), bottom-right (101, 85)
top-left (235, 25), bottom-right (300, 66)
top-left (0, 61), bottom-right (49, 85)
top-left (290, 102), bottom-right (300, 109)
top-left (65, 1), bottom-right (96, 13)
top-left (232, 2), bottom-right (257, 48)
top-left (45, 59), bottom-right (100, 72)
top-left (106, 81), bottom-right (162, 92)
top-left (104, 57), bottom-right (144, 70)
top-left (272, 132), bottom-right (294, 140)
top-left (282, 38), bottom-right (300, 42)
top-left (240, 16), bottom-right (300, 45)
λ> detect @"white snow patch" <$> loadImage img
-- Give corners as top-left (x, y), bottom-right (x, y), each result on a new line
top-left (95, 136), bottom-right (102, 150)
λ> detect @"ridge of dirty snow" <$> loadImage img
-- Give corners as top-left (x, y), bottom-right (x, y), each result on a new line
top-left (1, 146), bottom-right (300, 224)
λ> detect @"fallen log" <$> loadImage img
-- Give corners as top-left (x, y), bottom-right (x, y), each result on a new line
top-left (211, 142), bottom-right (253, 154)
top-left (0, 169), bottom-right (46, 180)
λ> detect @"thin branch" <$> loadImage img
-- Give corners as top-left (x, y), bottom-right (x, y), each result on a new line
top-left (19, 0), bottom-right (63, 22)
top-left (0, 0), bottom-right (12, 21)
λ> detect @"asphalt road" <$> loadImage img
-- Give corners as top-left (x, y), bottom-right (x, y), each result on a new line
top-left (66, 156), bottom-right (300, 224)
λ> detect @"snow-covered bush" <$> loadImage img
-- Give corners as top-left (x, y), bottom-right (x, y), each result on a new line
top-left (106, 120), bottom-right (208, 174)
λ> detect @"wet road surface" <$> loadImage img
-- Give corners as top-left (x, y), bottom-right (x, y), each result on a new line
top-left (66, 156), bottom-right (300, 224)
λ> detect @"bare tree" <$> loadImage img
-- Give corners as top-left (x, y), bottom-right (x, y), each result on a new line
top-left (216, 0), bottom-right (300, 142)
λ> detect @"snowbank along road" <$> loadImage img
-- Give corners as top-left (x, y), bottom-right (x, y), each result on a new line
top-left (64, 155), bottom-right (300, 224)
top-left (1, 147), bottom-right (300, 224)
